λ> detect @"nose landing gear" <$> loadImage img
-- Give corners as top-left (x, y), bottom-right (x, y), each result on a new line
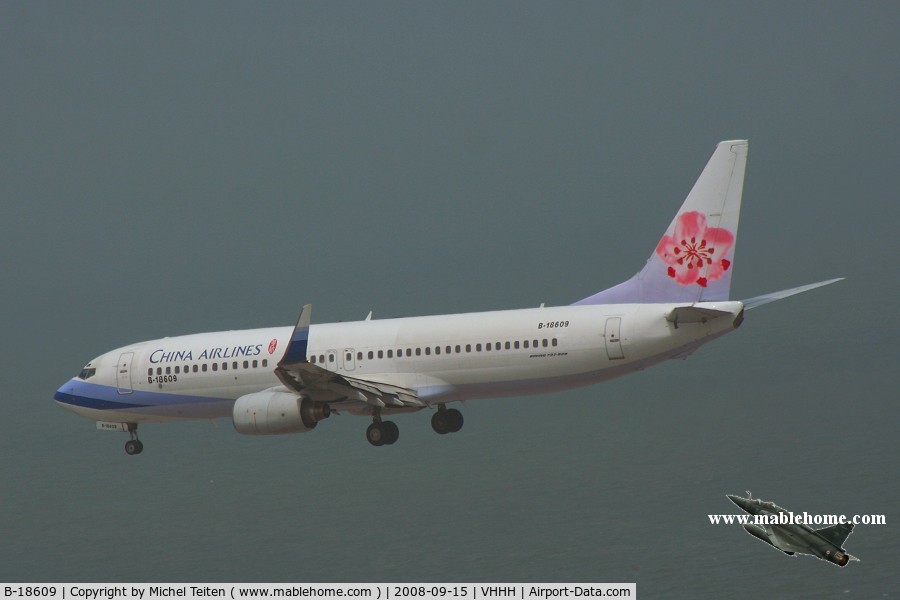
top-left (124, 424), bottom-right (144, 455)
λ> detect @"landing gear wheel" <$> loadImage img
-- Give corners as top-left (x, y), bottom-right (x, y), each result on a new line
top-left (381, 421), bottom-right (399, 445)
top-left (431, 411), bottom-right (450, 435)
top-left (446, 408), bottom-right (464, 433)
top-left (124, 424), bottom-right (143, 455)
top-left (366, 422), bottom-right (386, 446)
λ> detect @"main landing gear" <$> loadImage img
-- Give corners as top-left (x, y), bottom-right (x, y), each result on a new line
top-left (366, 411), bottom-right (399, 447)
top-left (365, 404), bottom-right (465, 446)
top-left (124, 423), bottom-right (144, 455)
top-left (431, 404), bottom-right (463, 435)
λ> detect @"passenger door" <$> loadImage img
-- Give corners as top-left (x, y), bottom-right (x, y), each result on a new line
top-left (116, 352), bottom-right (134, 394)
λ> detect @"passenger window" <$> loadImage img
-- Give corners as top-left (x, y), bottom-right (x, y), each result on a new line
top-left (552, 338), bottom-right (558, 347)
top-left (466, 344), bottom-right (472, 352)
top-left (505, 341), bottom-right (510, 350)
top-left (251, 361), bottom-right (257, 369)
top-left (388, 350), bottom-right (393, 358)
top-left (194, 365), bottom-right (199, 372)
top-left (446, 346), bottom-right (452, 354)
top-left (435, 347), bottom-right (440, 355)
top-left (243, 360), bottom-right (249, 369)
top-left (406, 349), bottom-right (412, 357)
top-left (319, 354), bottom-right (325, 363)
top-left (156, 367), bottom-right (162, 375)
top-left (346, 352), bottom-right (353, 362)
top-left (533, 339), bottom-right (538, 347)
top-left (378, 350), bottom-right (384, 359)
top-left (174, 366), bottom-right (180, 374)
top-left (202, 364), bottom-right (208, 372)
top-left (524, 340), bottom-right (529, 348)
top-left (485, 343), bottom-right (491, 352)
top-left (455, 345), bottom-right (461, 353)
top-left (357, 352), bottom-right (363, 361)
top-left (495, 342), bottom-right (501, 350)
top-left (232, 361), bottom-right (238, 370)
top-left (476, 344), bottom-right (482, 351)
top-left (328, 354), bottom-right (335, 363)
top-left (262, 359), bottom-right (268, 367)
top-left (212, 363), bottom-right (218, 372)
top-left (222, 362), bottom-right (228, 371)
top-left (310, 355), bottom-right (317, 364)
top-left (425, 347), bottom-right (431, 356)
top-left (514, 341), bottom-right (520, 349)
top-left (147, 368), bottom-right (153, 376)
top-left (368, 351), bottom-right (374, 359)
top-left (542, 339), bottom-right (548, 347)
top-left (416, 348), bottom-right (422, 356)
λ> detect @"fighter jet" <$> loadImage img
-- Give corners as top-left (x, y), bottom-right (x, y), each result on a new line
top-left (727, 493), bottom-right (859, 566)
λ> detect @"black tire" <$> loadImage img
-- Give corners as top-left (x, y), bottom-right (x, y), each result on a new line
top-left (125, 440), bottom-right (141, 455)
top-left (446, 408), bottom-right (464, 433)
top-left (382, 421), bottom-right (400, 445)
top-left (431, 411), bottom-right (449, 434)
top-left (366, 422), bottom-right (385, 446)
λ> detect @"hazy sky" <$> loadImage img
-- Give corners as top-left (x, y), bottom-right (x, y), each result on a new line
top-left (1, 2), bottom-right (897, 594)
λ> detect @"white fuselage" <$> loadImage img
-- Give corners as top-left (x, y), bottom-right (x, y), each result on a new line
top-left (55, 301), bottom-right (743, 424)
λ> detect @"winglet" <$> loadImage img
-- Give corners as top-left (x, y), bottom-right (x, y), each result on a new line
top-left (743, 278), bottom-right (844, 310)
top-left (279, 304), bottom-right (312, 366)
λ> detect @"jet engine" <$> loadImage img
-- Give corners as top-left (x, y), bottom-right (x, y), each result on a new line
top-left (821, 549), bottom-right (850, 567)
top-left (233, 390), bottom-right (331, 435)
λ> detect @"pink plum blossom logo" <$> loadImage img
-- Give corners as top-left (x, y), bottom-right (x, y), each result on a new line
top-left (655, 211), bottom-right (734, 287)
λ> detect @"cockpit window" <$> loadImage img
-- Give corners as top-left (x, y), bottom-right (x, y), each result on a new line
top-left (78, 367), bottom-right (97, 380)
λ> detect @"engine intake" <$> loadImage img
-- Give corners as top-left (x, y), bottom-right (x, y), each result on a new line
top-left (233, 390), bottom-right (331, 435)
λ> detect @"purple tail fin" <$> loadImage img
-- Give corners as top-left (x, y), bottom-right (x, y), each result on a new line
top-left (574, 140), bottom-right (748, 305)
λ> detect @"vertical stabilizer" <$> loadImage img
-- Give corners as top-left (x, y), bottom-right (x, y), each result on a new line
top-left (574, 140), bottom-right (747, 305)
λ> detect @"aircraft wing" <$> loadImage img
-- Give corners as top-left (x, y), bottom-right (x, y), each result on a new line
top-left (766, 527), bottom-right (810, 555)
top-left (274, 305), bottom-right (424, 409)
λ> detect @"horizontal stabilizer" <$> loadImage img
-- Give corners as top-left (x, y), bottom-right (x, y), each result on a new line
top-left (666, 305), bottom-right (732, 326)
top-left (743, 278), bottom-right (844, 310)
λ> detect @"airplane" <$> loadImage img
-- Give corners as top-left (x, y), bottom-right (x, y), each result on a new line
top-left (55, 140), bottom-right (842, 454)
top-left (727, 493), bottom-right (859, 566)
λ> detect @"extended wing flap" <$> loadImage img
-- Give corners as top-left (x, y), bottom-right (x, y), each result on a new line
top-left (276, 303), bottom-right (423, 409)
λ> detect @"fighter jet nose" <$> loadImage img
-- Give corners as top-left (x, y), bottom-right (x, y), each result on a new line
top-left (727, 494), bottom-right (749, 510)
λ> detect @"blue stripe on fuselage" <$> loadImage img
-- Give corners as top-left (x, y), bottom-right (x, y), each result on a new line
top-left (54, 380), bottom-right (227, 413)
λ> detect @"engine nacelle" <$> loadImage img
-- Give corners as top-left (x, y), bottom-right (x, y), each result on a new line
top-left (232, 390), bottom-right (331, 435)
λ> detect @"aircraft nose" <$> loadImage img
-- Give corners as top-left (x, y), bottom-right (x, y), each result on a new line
top-left (727, 495), bottom-right (749, 510)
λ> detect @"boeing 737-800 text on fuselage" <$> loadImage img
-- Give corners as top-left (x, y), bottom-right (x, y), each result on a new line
top-left (55, 140), bottom-right (841, 453)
